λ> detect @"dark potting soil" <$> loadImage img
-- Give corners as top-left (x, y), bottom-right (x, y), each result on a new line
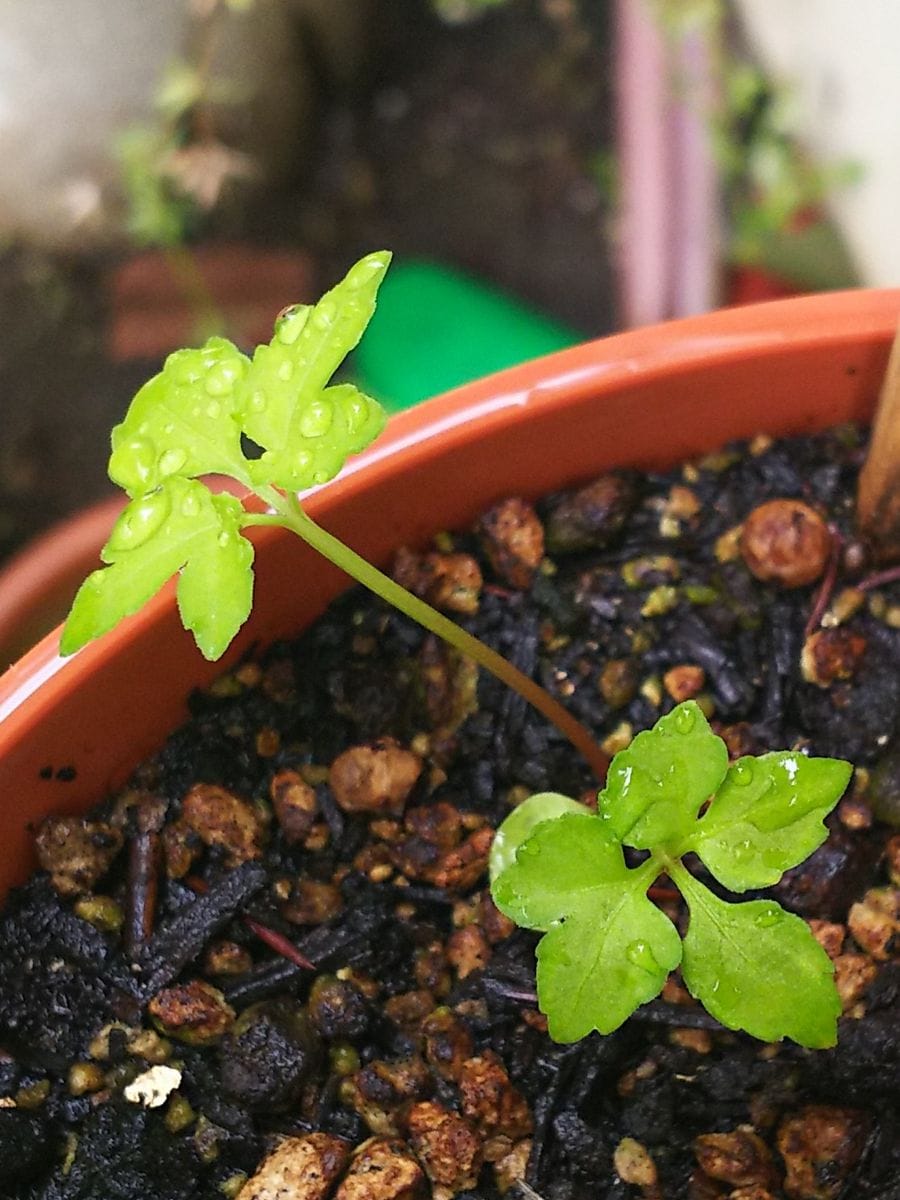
top-left (1, 425), bottom-right (899, 1199)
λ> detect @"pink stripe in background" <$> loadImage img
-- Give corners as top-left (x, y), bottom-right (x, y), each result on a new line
top-left (615, 0), bottom-right (721, 326)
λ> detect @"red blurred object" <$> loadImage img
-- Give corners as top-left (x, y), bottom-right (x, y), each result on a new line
top-left (108, 243), bottom-right (315, 360)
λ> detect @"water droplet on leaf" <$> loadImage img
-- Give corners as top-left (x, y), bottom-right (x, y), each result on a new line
top-left (312, 299), bottom-right (337, 330)
top-left (673, 705), bottom-right (695, 734)
top-left (345, 254), bottom-right (386, 290)
top-left (626, 940), bottom-right (660, 973)
top-left (732, 761), bottom-right (754, 786)
top-left (180, 493), bottom-right (200, 517)
top-left (277, 360), bottom-right (294, 383)
top-left (206, 401), bottom-right (222, 420)
top-left (274, 304), bottom-right (310, 345)
top-left (110, 436), bottom-right (158, 493)
top-left (158, 448), bottom-right (187, 477)
top-left (754, 905), bottom-right (781, 929)
top-left (217, 531), bottom-right (232, 548)
top-left (250, 391), bottom-right (267, 412)
top-left (299, 400), bottom-right (334, 439)
top-left (108, 489), bottom-right (170, 552)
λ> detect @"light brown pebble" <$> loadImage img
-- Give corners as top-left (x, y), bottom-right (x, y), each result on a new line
top-left (270, 769), bottom-right (318, 844)
top-left (35, 816), bottom-right (123, 898)
top-left (237, 1133), bottom-right (350, 1200)
top-left (181, 783), bottom-right (265, 866)
top-left (332, 1136), bottom-right (426, 1200)
top-left (478, 497), bottom-right (545, 589)
top-left (406, 1100), bottom-right (483, 1193)
top-left (148, 980), bottom-right (235, 1046)
top-left (776, 1105), bottom-right (869, 1200)
top-left (693, 1128), bottom-right (777, 1189)
top-left (614, 1136), bottom-right (658, 1187)
top-left (740, 499), bottom-right (831, 588)
top-left (329, 738), bottom-right (423, 815)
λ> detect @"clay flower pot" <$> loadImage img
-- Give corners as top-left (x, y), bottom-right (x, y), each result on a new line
top-left (0, 287), bottom-right (897, 908)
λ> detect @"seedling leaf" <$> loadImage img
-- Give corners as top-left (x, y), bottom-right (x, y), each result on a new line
top-left (491, 702), bottom-right (849, 1048)
top-left (689, 752), bottom-right (852, 890)
top-left (492, 813), bottom-right (681, 1040)
top-left (488, 792), bottom-right (587, 883)
top-left (237, 252), bottom-right (391, 492)
top-left (108, 336), bottom-right (252, 496)
top-left (61, 479), bottom-right (253, 660)
top-left (598, 700), bottom-right (728, 849)
top-left (674, 866), bottom-right (840, 1048)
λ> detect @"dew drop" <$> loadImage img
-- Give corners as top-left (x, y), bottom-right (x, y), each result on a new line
top-left (180, 493), bottom-right (201, 518)
top-left (108, 489), bottom-right (171, 552)
top-left (205, 367), bottom-right (236, 397)
top-left (732, 761), bottom-right (754, 787)
top-left (342, 392), bottom-right (368, 434)
top-left (158, 448), bottom-right (187, 477)
top-left (275, 304), bottom-right (310, 345)
top-left (250, 391), bottom-right (267, 412)
top-left (345, 254), bottom-right (386, 290)
top-left (673, 705), bottom-right (696, 734)
top-left (626, 940), bottom-right (660, 974)
top-left (218, 531), bottom-right (232, 548)
top-left (163, 423), bottom-right (176, 436)
top-left (295, 450), bottom-right (312, 473)
top-left (300, 400), bottom-right (334, 439)
top-left (110, 436), bottom-right (158, 493)
top-left (754, 905), bottom-right (781, 929)
top-left (519, 841), bottom-right (540, 859)
top-left (312, 299), bottom-right (337, 330)
top-left (277, 359), bottom-right (294, 383)
top-left (732, 838), bottom-right (753, 862)
top-left (206, 401), bottom-right (222, 420)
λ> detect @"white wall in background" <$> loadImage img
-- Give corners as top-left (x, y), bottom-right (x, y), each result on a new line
top-left (0, 0), bottom-right (317, 248)
top-left (734, 0), bottom-right (900, 287)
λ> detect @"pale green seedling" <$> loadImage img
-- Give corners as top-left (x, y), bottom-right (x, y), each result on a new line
top-left (490, 700), bottom-right (851, 1047)
top-left (61, 252), bottom-right (606, 777)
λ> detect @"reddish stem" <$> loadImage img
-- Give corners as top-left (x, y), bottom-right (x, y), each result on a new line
top-left (185, 874), bottom-right (315, 971)
top-left (804, 525), bottom-right (843, 637)
top-left (242, 916), bottom-right (316, 971)
top-left (856, 563), bottom-right (900, 592)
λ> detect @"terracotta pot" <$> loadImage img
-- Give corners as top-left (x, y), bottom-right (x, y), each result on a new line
top-left (0, 288), bottom-right (898, 903)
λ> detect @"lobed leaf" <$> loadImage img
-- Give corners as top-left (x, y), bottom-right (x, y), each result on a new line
top-left (676, 868), bottom-right (840, 1048)
top-left (598, 701), bottom-right (728, 850)
top-left (237, 252), bottom-right (391, 492)
top-left (108, 337), bottom-right (252, 496)
top-left (61, 479), bottom-right (253, 661)
top-left (492, 813), bottom-right (681, 1040)
top-left (689, 752), bottom-right (852, 891)
top-left (489, 792), bottom-right (588, 884)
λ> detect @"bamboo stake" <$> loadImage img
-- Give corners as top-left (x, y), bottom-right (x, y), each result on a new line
top-left (857, 321), bottom-right (900, 561)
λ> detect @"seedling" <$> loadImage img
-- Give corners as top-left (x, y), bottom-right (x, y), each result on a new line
top-left (61, 252), bottom-right (606, 777)
top-left (490, 700), bottom-right (851, 1048)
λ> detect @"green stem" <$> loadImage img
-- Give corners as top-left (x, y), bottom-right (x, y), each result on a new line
top-left (255, 485), bottom-right (609, 782)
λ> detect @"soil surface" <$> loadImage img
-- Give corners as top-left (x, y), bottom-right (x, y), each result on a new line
top-left (1, 423), bottom-right (898, 1199)
top-left (0, 0), bottom-right (613, 570)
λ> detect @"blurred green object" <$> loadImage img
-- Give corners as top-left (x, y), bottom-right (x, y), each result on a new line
top-left (355, 261), bottom-right (581, 411)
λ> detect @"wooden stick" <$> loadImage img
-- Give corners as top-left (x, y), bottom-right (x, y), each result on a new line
top-left (858, 320), bottom-right (900, 560)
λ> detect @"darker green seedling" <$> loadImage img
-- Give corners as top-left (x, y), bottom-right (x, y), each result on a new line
top-left (489, 700), bottom-right (851, 1048)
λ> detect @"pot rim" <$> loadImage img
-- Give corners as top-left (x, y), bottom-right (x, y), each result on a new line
top-left (1, 287), bottom-right (898, 737)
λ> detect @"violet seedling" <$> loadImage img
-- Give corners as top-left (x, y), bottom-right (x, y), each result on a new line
top-left (60, 251), bottom-right (606, 777)
top-left (489, 700), bottom-right (851, 1048)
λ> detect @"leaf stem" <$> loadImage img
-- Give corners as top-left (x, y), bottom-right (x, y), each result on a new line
top-left (256, 485), bottom-right (610, 782)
